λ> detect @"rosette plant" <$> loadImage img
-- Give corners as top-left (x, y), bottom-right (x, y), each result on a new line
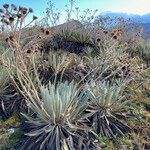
top-left (40, 51), bottom-right (88, 84)
top-left (20, 81), bottom-right (99, 150)
top-left (86, 81), bottom-right (131, 138)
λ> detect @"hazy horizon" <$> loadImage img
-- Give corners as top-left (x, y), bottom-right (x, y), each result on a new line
top-left (0, 0), bottom-right (149, 25)
top-left (0, 0), bottom-right (150, 16)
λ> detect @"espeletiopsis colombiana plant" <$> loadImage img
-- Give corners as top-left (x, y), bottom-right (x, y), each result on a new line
top-left (86, 81), bottom-right (131, 138)
top-left (20, 81), bottom-right (100, 150)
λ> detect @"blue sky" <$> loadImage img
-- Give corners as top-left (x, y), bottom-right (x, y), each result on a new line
top-left (0, 0), bottom-right (150, 22)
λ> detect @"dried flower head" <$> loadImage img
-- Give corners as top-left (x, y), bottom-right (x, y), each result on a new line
top-left (136, 33), bottom-right (141, 37)
top-left (96, 38), bottom-right (101, 42)
top-left (103, 30), bottom-right (108, 34)
top-left (5, 37), bottom-right (9, 42)
top-left (17, 13), bottom-right (23, 18)
top-left (3, 3), bottom-right (9, 9)
top-left (10, 4), bottom-right (17, 10)
top-left (3, 19), bottom-right (9, 25)
top-left (1, 18), bottom-right (4, 23)
top-left (0, 9), bottom-right (4, 13)
top-left (33, 49), bottom-right (38, 53)
top-left (26, 49), bottom-right (32, 54)
top-left (116, 32), bottom-right (121, 37)
top-left (11, 4), bottom-right (16, 8)
top-left (21, 8), bottom-right (28, 14)
top-left (9, 35), bottom-right (15, 41)
top-left (37, 36), bottom-right (42, 39)
top-left (19, 6), bottom-right (23, 11)
top-left (13, 7), bottom-right (17, 11)
top-left (29, 8), bottom-right (33, 13)
top-left (113, 35), bottom-right (118, 40)
top-left (9, 17), bottom-right (15, 22)
top-left (33, 15), bottom-right (38, 20)
top-left (12, 14), bottom-right (17, 18)
top-left (45, 30), bottom-right (50, 35)
top-left (111, 32), bottom-right (114, 36)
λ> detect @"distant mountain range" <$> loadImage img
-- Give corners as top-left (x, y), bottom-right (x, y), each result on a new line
top-left (99, 12), bottom-right (150, 24)
top-left (97, 12), bottom-right (150, 39)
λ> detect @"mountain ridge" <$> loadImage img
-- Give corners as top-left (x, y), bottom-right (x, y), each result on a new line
top-left (98, 12), bottom-right (150, 23)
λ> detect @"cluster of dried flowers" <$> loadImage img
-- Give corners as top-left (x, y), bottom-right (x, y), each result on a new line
top-left (0, 4), bottom-right (37, 28)
top-left (96, 26), bottom-right (125, 43)
top-left (24, 27), bottom-right (52, 56)
top-left (0, 3), bottom-right (54, 58)
top-left (0, 3), bottom-right (38, 45)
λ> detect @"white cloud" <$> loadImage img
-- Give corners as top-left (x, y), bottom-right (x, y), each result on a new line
top-left (107, 0), bottom-right (150, 15)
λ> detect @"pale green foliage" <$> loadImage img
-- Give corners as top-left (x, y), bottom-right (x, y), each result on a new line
top-left (60, 29), bottom-right (91, 44)
top-left (46, 52), bottom-right (70, 74)
top-left (38, 80), bottom-right (87, 123)
top-left (138, 43), bottom-right (150, 60)
top-left (88, 81), bottom-right (126, 109)
top-left (86, 81), bottom-right (131, 137)
top-left (23, 80), bottom-right (88, 129)
top-left (21, 81), bottom-right (96, 149)
top-left (87, 56), bottom-right (110, 71)
top-left (71, 30), bottom-right (90, 44)
top-left (60, 29), bottom-right (73, 39)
